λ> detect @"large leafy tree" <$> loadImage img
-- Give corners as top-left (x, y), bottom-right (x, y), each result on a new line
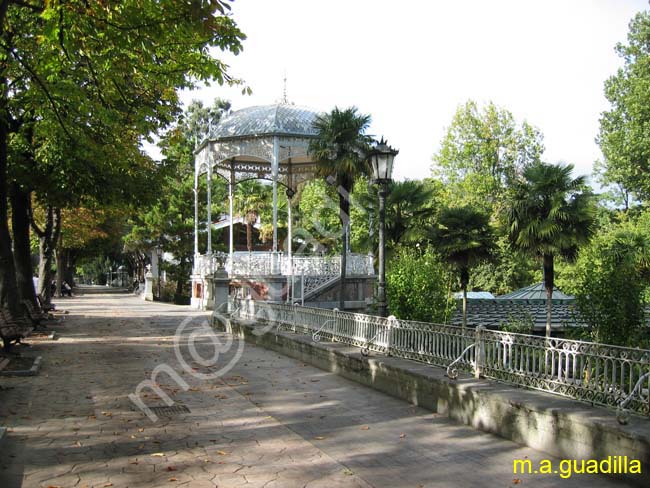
top-left (505, 162), bottom-right (595, 337)
top-left (295, 179), bottom-right (341, 252)
top-left (0, 1), bottom-right (245, 312)
top-left (16, 116), bottom-right (159, 302)
top-left (125, 99), bottom-right (230, 300)
top-left (57, 206), bottom-right (128, 289)
top-left (429, 206), bottom-right (494, 327)
top-left (309, 107), bottom-right (372, 309)
top-left (598, 10), bottom-right (650, 202)
top-left (433, 100), bottom-right (544, 211)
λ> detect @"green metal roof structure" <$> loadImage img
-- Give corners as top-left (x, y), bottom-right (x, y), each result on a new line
top-left (450, 282), bottom-right (579, 331)
top-left (496, 282), bottom-right (574, 301)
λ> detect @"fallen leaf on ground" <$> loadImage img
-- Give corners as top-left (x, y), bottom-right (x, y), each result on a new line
top-left (216, 450), bottom-right (228, 456)
top-left (166, 466), bottom-right (177, 471)
top-left (314, 436), bottom-right (326, 440)
top-left (151, 452), bottom-right (165, 457)
top-left (512, 480), bottom-right (522, 485)
top-left (360, 426), bottom-right (369, 430)
top-left (168, 478), bottom-right (177, 482)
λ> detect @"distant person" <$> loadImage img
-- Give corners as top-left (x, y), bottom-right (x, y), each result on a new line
top-left (62, 281), bottom-right (73, 297)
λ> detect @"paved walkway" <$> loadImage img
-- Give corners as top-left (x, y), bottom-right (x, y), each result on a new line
top-left (0, 294), bottom-right (633, 487)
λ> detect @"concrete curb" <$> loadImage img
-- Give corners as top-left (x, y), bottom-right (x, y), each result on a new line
top-left (225, 317), bottom-right (650, 487)
top-left (0, 355), bottom-right (42, 377)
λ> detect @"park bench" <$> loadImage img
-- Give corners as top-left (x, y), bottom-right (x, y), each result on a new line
top-left (21, 299), bottom-right (57, 326)
top-left (36, 294), bottom-right (56, 313)
top-left (0, 308), bottom-right (33, 350)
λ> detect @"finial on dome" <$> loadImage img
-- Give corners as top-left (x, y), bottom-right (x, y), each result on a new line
top-left (282, 70), bottom-right (288, 104)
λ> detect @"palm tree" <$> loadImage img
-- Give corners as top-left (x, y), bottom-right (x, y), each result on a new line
top-left (384, 179), bottom-right (436, 248)
top-left (358, 179), bottom-right (435, 255)
top-left (505, 162), bottom-right (595, 337)
top-left (309, 107), bottom-right (373, 310)
top-left (234, 181), bottom-right (269, 252)
top-left (430, 206), bottom-right (494, 327)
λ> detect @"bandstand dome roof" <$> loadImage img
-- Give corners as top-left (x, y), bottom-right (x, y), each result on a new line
top-left (210, 103), bottom-right (322, 140)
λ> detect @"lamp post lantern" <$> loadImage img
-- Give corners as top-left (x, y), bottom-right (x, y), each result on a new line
top-left (368, 137), bottom-right (398, 317)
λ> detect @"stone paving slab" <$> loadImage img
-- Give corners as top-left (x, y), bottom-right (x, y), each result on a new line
top-left (0, 294), bottom-right (637, 487)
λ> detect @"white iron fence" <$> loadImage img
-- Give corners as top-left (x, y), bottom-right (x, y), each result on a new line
top-left (234, 300), bottom-right (650, 417)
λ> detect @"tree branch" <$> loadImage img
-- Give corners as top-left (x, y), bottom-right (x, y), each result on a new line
top-left (2, 44), bottom-right (71, 139)
top-left (10, 1), bottom-right (43, 13)
top-left (29, 202), bottom-right (46, 238)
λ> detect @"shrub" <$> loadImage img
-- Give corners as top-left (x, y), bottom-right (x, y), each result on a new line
top-left (386, 246), bottom-right (454, 323)
top-left (498, 312), bottom-right (534, 334)
top-left (571, 227), bottom-right (649, 346)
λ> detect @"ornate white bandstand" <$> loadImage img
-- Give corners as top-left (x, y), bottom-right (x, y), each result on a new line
top-left (191, 103), bottom-right (375, 309)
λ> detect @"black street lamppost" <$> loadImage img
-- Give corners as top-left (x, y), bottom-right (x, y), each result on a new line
top-left (368, 137), bottom-right (398, 317)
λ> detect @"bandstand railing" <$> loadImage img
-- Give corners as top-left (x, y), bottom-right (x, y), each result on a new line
top-left (234, 300), bottom-right (650, 417)
top-left (194, 252), bottom-right (374, 277)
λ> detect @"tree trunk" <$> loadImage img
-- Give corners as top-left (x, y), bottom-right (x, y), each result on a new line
top-left (246, 221), bottom-right (252, 252)
top-left (37, 236), bottom-right (52, 301)
top-left (175, 256), bottom-right (186, 297)
top-left (34, 206), bottom-right (61, 306)
top-left (61, 249), bottom-right (74, 286)
top-left (139, 252), bottom-right (146, 281)
top-left (10, 183), bottom-right (37, 308)
top-left (55, 240), bottom-right (64, 298)
top-left (460, 267), bottom-right (470, 328)
top-left (0, 0), bottom-right (18, 314)
top-left (65, 251), bottom-right (76, 285)
top-left (0, 99), bottom-right (19, 313)
top-left (338, 192), bottom-right (350, 311)
top-left (543, 253), bottom-right (554, 338)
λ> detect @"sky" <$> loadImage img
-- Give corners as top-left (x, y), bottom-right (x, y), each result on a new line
top-left (168, 0), bottom-right (649, 182)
